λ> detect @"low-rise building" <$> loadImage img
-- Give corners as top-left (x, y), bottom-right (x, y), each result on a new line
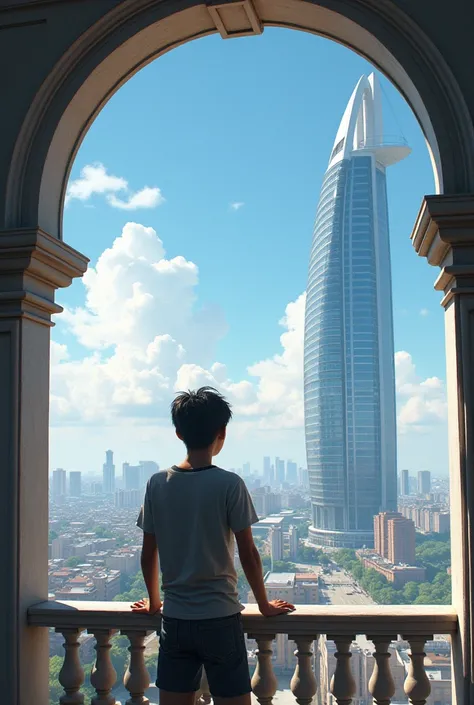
top-left (357, 551), bottom-right (425, 587)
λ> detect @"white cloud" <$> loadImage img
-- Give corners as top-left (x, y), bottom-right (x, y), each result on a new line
top-left (65, 163), bottom-right (164, 211)
top-left (420, 308), bottom-right (429, 317)
top-left (51, 224), bottom-right (447, 472)
top-left (230, 201), bottom-right (245, 211)
top-left (107, 187), bottom-right (164, 210)
top-left (395, 351), bottom-right (447, 431)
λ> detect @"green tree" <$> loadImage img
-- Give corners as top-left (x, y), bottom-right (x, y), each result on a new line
top-left (403, 582), bottom-right (419, 602)
top-left (272, 560), bottom-right (296, 572)
top-left (65, 556), bottom-right (82, 568)
top-left (93, 526), bottom-right (114, 539)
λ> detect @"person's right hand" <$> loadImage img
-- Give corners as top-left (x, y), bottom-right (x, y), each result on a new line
top-left (258, 599), bottom-right (295, 617)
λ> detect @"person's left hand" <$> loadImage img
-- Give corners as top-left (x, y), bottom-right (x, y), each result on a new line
top-left (131, 598), bottom-right (162, 614)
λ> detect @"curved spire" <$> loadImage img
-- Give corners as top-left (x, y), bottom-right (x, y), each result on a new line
top-left (327, 72), bottom-right (411, 169)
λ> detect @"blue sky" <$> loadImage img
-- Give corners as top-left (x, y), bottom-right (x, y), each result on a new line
top-left (51, 28), bottom-right (448, 477)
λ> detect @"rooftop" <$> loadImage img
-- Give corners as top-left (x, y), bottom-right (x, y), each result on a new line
top-left (265, 572), bottom-right (295, 587)
top-left (254, 517), bottom-right (285, 527)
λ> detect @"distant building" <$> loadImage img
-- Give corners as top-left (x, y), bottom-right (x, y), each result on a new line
top-left (374, 511), bottom-right (400, 558)
top-left (242, 462), bottom-right (251, 478)
top-left (123, 462), bottom-right (141, 490)
top-left (270, 526), bottom-right (283, 562)
top-left (106, 551), bottom-right (140, 575)
top-left (401, 469), bottom-right (410, 496)
top-left (305, 74), bottom-right (406, 549)
top-left (387, 515), bottom-right (416, 565)
top-left (298, 467), bottom-right (309, 488)
top-left (252, 516), bottom-right (285, 538)
top-left (418, 470), bottom-right (431, 496)
top-left (251, 487), bottom-right (282, 517)
top-left (249, 572), bottom-right (319, 605)
top-left (263, 457), bottom-right (272, 485)
top-left (55, 584), bottom-right (98, 601)
top-left (103, 450), bottom-right (115, 495)
top-left (288, 525), bottom-right (299, 560)
top-left (286, 460), bottom-right (298, 485)
top-left (69, 471), bottom-right (82, 497)
top-left (114, 489), bottom-right (141, 508)
top-left (358, 551), bottom-right (425, 588)
top-left (433, 511), bottom-right (450, 534)
top-left (138, 460), bottom-right (159, 486)
top-left (91, 571), bottom-right (121, 600)
top-left (374, 511), bottom-right (415, 565)
top-left (275, 458), bottom-right (285, 486)
top-left (52, 468), bottom-right (66, 499)
top-left (51, 536), bottom-right (72, 560)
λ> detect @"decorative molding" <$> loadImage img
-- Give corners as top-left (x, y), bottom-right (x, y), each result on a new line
top-left (411, 195), bottom-right (474, 303)
top-left (207, 0), bottom-right (262, 39)
top-left (6, 0), bottom-right (474, 236)
top-left (0, 228), bottom-right (88, 324)
top-left (27, 601), bottom-right (459, 636)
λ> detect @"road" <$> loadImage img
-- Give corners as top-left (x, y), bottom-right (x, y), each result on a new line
top-left (293, 561), bottom-right (374, 607)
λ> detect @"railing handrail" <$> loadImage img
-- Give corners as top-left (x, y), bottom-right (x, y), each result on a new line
top-left (28, 600), bottom-right (457, 636)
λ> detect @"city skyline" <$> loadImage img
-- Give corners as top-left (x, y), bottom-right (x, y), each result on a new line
top-left (305, 74), bottom-right (408, 548)
top-left (49, 30), bottom-right (447, 475)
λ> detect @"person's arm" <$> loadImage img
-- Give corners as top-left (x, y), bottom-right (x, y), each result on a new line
top-left (227, 477), bottom-right (294, 616)
top-left (235, 527), bottom-right (295, 617)
top-left (131, 482), bottom-right (161, 614)
top-left (132, 531), bottom-right (162, 614)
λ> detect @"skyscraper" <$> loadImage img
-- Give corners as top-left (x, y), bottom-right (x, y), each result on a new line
top-left (304, 73), bottom-right (410, 548)
top-left (417, 470), bottom-right (431, 496)
top-left (401, 469), bottom-right (410, 496)
top-left (123, 462), bottom-right (140, 490)
top-left (275, 457), bottom-right (285, 486)
top-left (286, 460), bottom-right (298, 485)
top-left (263, 456), bottom-right (272, 485)
top-left (103, 449), bottom-right (115, 495)
top-left (52, 468), bottom-right (66, 499)
top-left (139, 460), bottom-right (159, 487)
top-left (69, 471), bottom-right (82, 497)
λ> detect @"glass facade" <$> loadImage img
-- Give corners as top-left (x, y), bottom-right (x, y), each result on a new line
top-left (304, 153), bottom-right (397, 548)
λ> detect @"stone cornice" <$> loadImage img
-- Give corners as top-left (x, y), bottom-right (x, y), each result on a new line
top-left (0, 228), bottom-right (88, 324)
top-left (411, 195), bottom-right (474, 303)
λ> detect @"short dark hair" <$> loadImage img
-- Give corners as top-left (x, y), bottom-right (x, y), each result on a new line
top-left (171, 386), bottom-right (232, 449)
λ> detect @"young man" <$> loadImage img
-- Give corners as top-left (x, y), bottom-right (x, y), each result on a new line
top-left (132, 386), bottom-right (295, 705)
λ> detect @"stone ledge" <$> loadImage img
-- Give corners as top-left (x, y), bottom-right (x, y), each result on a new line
top-left (27, 600), bottom-right (458, 637)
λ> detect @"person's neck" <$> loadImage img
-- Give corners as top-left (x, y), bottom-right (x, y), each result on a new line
top-left (177, 449), bottom-right (214, 470)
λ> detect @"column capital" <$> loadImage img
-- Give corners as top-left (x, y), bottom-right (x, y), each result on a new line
top-left (411, 194), bottom-right (474, 305)
top-left (0, 227), bottom-right (88, 325)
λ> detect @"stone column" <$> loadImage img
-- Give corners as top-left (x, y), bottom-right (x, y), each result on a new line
top-left (0, 228), bottom-right (88, 705)
top-left (411, 194), bottom-right (474, 705)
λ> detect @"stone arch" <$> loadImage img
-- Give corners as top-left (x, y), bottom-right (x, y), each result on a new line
top-left (5, 0), bottom-right (474, 239)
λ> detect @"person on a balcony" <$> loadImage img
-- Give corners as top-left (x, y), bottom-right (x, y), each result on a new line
top-left (132, 386), bottom-right (294, 705)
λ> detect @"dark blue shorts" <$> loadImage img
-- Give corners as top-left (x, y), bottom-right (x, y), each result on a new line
top-left (157, 613), bottom-right (252, 697)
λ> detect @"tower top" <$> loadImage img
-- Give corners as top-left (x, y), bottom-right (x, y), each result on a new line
top-left (327, 73), bottom-right (411, 170)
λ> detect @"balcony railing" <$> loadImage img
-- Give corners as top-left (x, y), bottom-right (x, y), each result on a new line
top-left (357, 135), bottom-right (409, 149)
top-left (28, 601), bottom-right (457, 705)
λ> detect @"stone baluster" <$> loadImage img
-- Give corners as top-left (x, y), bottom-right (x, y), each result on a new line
top-left (122, 631), bottom-right (150, 705)
top-left (290, 636), bottom-right (318, 705)
top-left (90, 630), bottom-right (118, 705)
top-left (196, 668), bottom-right (212, 705)
top-left (249, 635), bottom-right (278, 705)
top-left (367, 636), bottom-right (396, 705)
top-left (328, 635), bottom-right (356, 705)
top-left (402, 636), bottom-right (432, 705)
top-left (57, 628), bottom-right (85, 705)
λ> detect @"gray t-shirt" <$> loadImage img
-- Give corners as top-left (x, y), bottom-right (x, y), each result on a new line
top-left (137, 466), bottom-right (258, 619)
